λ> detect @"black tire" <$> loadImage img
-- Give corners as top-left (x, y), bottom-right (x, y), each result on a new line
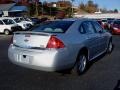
top-left (72, 53), bottom-right (87, 75)
top-left (4, 29), bottom-right (10, 35)
top-left (107, 40), bottom-right (113, 54)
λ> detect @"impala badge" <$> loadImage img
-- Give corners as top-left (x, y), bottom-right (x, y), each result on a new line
top-left (24, 39), bottom-right (29, 42)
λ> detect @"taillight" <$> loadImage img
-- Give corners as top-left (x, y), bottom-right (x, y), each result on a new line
top-left (46, 36), bottom-right (65, 48)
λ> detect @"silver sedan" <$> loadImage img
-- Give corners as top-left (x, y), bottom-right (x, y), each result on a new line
top-left (8, 18), bottom-right (113, 75)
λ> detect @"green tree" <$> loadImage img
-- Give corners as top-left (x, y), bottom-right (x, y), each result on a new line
top-left (79, 0), bottom-right (98, 13)
top-left (114, 9), bottom-right (118, 13)
top-left (79, 2), bottom-right (85, 10)
top-left (85, 0), bottom-right (98, 13)
top-left (29, 3), bottom-right (36, 16)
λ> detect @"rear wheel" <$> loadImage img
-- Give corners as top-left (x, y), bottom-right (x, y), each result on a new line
top-left (4, 30), bottom-right (10, 35)
top-left (72, 54), bottom-right (87, 75)
top-left (107, 40), bottom-right (113, 53)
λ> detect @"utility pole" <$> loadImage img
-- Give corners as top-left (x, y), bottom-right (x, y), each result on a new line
top-left (42, 2), bottom-right (44, 16)
top-left (35, 0), bottom-right (39, 17)
top-left (71, 0), bottom-right (75, 16)
top-left (50, 6), bottom-right (52, 16)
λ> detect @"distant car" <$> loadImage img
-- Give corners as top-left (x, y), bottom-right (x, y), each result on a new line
top-left (95, 19), bottom-right (104, 28)
top-left (4, 17), bottom-right (32, 30)
top-left (110, 20), bottom-right (120, 34)
top-left (95, 19), bottom-right (109, 30)
top-left (24, 17), bottom-right (40, 24)
top-left (101, 19), bottom-right (109, 29)
top-left (102, 19), bottom-right (107, 25)
top-left (8, 18), bottom-right (113, 75)
top-left (107, 19), bottom-right (115, 29)
top-left (0, 18), bottom-right (20, 35)
top-left (30, 18), bottom-right (41, 24)
top-left (18, 17), bottom-right (34, 26)
top-left (24, 17), bottom-right (47, 24)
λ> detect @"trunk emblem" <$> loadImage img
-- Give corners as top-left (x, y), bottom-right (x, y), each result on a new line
top-left (25, 34), bottom-right (30, 37)
top-left (24, 39), bottom-right (29, 42)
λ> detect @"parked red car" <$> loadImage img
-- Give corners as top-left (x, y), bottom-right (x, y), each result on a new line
top-left (110, 20), bottom-right (120, 34)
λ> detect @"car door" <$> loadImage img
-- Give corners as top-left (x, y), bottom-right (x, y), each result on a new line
top-left (92, 21), bottom-right (108, 53)
top-left (81, 21), bottom-right (101, 60)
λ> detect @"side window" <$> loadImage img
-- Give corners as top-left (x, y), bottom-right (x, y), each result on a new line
top-left (92, 22), bottom-right (103, 33)
top-left (82, 22), bottom-right (95, 34)
top-left (79, 25), bottom-right (86, 34)
top-left (0, 20), bottom-right (3, 25)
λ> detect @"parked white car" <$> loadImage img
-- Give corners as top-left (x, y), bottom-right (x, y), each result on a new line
top-left (0, 18), bottom-right (19, 35)
top-left (2, 17), bottom-right (32, 30)
top-left (18, 17), bottom-right (34, 26)
top-left (14, 18), bottom-right (32, 30)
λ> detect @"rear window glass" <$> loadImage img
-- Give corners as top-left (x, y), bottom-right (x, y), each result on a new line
top-left (32, 21), bottom-right (74, 33)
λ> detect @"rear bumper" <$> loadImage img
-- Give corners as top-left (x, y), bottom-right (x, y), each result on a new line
top-left (8, 45), bottom-right (74, 71)
top-left (9, 58), bottom-right (73, 71)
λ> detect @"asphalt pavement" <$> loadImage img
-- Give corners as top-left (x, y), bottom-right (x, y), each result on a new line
top-left (0, 35), bottom-right (120, 90)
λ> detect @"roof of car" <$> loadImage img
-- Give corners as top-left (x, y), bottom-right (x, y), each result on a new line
top-left (54, 18), bottom-right (91, 22)
top-left (0, 17), bottom-right (16, 19)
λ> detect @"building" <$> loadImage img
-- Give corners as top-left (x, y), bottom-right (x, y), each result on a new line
top-left (0, 3), bottom-right (15, 16)
top-left (47, 1), bottom-right (72, 8)
top-left (0, 0), bottom-right (15, 4)
top-left (17, 0), bottom-right (29, 6)
top-left (16, 0), bottom-right (39, 6)
top-left (0, 3), bottom-right (28, 17)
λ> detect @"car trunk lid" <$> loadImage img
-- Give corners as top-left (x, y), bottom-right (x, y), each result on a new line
top-left (13, 31), bottom-right (53, 49)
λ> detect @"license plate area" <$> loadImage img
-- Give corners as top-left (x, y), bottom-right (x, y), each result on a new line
top-left (17, 54), bottom-right (31, 64)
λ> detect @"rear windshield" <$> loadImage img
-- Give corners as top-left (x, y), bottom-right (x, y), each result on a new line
top-left (32, 21), bottom-right (74, 33)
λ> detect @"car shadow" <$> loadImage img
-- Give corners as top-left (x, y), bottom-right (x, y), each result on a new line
top-left (113, 80), bottom-right (120, 90)
top-left (84, 44), bottom-right (114, 74)
top-left (56, 53), bottom-right (107, 76)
